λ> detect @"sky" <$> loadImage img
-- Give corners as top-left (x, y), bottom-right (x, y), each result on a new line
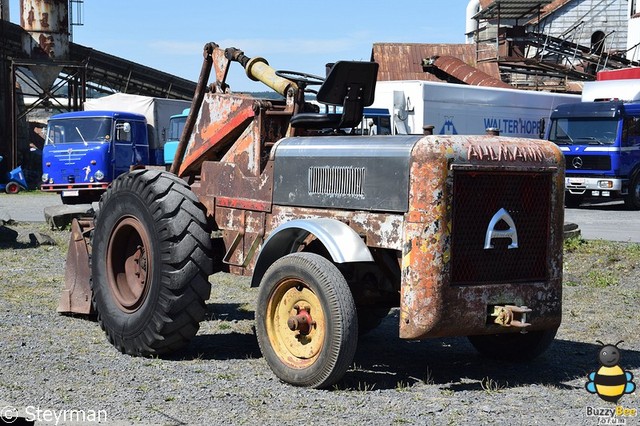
top-left (8, 0), bottom-right (472, 92)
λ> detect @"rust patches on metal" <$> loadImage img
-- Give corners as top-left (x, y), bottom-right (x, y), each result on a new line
top-left (174, 43), bottom-right (563, 344)
top-left (372, 42), bottom-right (502, 83)
top-left (200, 158), bottom-right (274, 215)
top-left (171, 43), bottom-right (215, 175)
top-left (216, 197), bottom-right (271, 212)
top-left (20, 0), bottom-right (69, 60)
top-left (269, 206), bottom-right (405, 252)
top-left (467, 143), bottom-right (545, 162)
top-left (424, 55), bottom-right (512, 88)
top-left (491, 305), bottom-right (532, 328)
top-left (399, 135), bottom-right (563, 339)
top-left (179, 95), bottom-right (255, 176)
top-left (399, 137), bottom-right (451, 338)
top-left (216, 208), bottom-right (266, 275)
top-left (57, 218), bottom-right (94, 314)
top-left (211, 43), bottom-right (231, 92)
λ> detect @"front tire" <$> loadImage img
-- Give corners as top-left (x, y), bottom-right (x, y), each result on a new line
top-left (565, 193), bottom-right (584, 208)
top-left (255, 252), bottom-right (358, 388)
top-left (91, 170), bottom-right (212, 356)
top-left (624, 174), bottom-right (640, 210)
top-left (467, 328), bottom-right (557, 361)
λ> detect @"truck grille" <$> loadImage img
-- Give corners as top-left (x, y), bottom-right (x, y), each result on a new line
top-left (565, 155), bottom-right (611, 170)
top-left (450, 171), bottom-right (551, 285)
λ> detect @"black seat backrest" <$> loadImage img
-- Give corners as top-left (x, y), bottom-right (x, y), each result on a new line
top-left (290, 61), bottom-right (379, 130)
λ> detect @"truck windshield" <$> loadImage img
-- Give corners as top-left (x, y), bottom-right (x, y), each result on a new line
top-left (168, 116), bottom-right (187, 141)
top-left (548, 117), bottom-right (618, 146)
top-left (46, 118), bottom-right (113, 145)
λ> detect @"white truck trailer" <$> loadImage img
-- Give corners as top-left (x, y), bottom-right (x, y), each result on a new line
top-left (84, 93), bottom-right (191, 165)
top-left (371, 80), bottom-right (580, 137)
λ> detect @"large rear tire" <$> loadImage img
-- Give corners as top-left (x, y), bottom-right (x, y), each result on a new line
top-left (91, 169), bottom-right (212, 356)
top-left (467, 328), bottom-right (557, 361)
top-left (255, 252), bottom-right (358, 388)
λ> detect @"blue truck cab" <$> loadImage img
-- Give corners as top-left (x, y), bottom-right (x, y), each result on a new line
top-left (358, 107), bottom-right (392, 135)
top-left (41, 110), bottom-right (149, 204)
top-left (163, 108), bottom-right (189, 165)
top-left (548, 100), bottom-right (640, 209)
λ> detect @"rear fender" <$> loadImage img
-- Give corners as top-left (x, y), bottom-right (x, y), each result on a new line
top-left (250, 218), bottom-right (373, 287)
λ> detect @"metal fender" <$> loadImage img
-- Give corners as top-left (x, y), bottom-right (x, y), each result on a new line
top-left (250, 218), bottom-right (374, 287)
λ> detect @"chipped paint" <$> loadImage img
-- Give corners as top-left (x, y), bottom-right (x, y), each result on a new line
top-left (398, 135), bottom-right (563, 339)
top-left (467, 143), bottom-right (545, 162)
top-left (171, 43), bottom-right (564, 343)
top-left (20, 0), bottom-right (69, 60)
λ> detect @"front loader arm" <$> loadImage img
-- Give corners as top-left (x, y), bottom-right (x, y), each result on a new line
top-left (171, 43), bottom-right (300, 177)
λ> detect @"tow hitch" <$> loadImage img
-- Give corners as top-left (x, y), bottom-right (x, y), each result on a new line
top-left (490, 305), bottom-right (532, 329)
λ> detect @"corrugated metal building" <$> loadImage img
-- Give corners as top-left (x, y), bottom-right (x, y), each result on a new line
top-left (531, 0), bottom-right (628, 54)
top-left (371, 43), bottom-right (502, 83)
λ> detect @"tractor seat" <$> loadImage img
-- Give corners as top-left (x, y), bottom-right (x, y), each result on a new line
top-left (290, 61), bottom-right (379, 130)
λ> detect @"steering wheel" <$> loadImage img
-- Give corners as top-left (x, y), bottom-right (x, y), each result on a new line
top-left (275, 70), bottom-right (325, 87)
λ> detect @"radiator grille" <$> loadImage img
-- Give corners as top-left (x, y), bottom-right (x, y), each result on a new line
top-left (308, 166), bottom-right (365, 197)
top-left (450, 171), bottom-right (551, 285)
top-left (565, 155), bottom-right (611, 170)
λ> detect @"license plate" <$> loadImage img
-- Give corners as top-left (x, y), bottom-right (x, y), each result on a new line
top-left (62, 190), bottom-right (79, 197)
top-left (568, 178), bottom-right (585, 185)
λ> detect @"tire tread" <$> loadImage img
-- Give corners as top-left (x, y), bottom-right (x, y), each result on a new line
top-left (92, 170), bottom-right (212, 356)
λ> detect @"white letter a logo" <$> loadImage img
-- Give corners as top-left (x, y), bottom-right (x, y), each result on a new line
top-left (484, 208), bottom-right (518, 250)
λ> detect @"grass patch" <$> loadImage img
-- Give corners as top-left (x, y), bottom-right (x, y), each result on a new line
top-left (563, 236), bottom-right (586, 253)
top-left (586, 270), bottom-right (618, 288)
top-left (563, 238), bottom-right (640, 288)
top-left (480, 377), bottom-right (506, 394)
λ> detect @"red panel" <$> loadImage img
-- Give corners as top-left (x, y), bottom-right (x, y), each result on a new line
top-left (597, 68), bottom-right (640, 81)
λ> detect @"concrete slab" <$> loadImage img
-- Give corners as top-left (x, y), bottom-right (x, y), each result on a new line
top-left (44, 204), bottom-right (94, 230)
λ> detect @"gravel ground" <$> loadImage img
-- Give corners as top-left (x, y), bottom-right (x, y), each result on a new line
top-left (0, 192), bottom-right (61, 223)
top-left (0, 222), bottom-right (639, 425)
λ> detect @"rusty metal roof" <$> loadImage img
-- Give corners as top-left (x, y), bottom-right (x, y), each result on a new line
top-left (475, 0), bottom-right (552, 21)
top-left (371, 43), bottom-right (502, 83)
top-left (529, 0), bottom-right (573, 24)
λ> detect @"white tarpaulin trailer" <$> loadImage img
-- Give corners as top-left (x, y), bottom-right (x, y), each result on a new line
top-left (371, 80), bottom-right (580, 137)
top-left (84, 93), bottom-right (191, 164)
top-left (581, 79), bottom-right (640, 102)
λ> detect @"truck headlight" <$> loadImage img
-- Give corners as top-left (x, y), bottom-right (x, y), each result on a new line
top-left (598, 180), bottom-right (613, 189)
top-left (41, 173), bottom-right (49, 183)
top-left (94, 170), bottom-right (105, 181)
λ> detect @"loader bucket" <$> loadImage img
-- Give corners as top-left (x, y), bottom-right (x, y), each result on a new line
top-left (57, 218), bottom-right (94, 314)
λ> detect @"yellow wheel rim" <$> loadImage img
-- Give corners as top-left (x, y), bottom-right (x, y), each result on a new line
top-left (266, 278), bottom-right (325, 369)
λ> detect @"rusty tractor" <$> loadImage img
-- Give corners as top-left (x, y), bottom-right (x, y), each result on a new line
top-left (58, 42), bottom-right (565, 389)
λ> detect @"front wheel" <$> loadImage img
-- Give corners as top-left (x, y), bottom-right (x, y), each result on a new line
top-left (565, 194), bottom-right (584, 208)
top-left (255, 252), bottom-right (358, 388)
top-left (624, 174), bottom-right (640, 210)
top-left (91, 170), bottom-right (212, 356)
top-left (467, 328), bottom-right (557, 361)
